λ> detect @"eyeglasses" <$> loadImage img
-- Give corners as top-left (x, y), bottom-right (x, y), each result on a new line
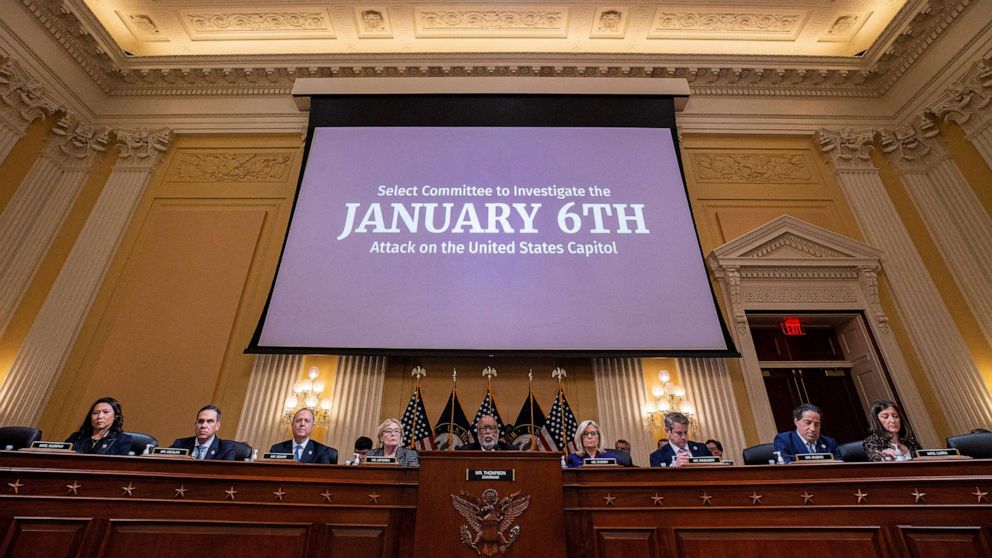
top-left (478, 425), bottom-right (499, 432)
top-left (382, 428), bottom-right (402, 435)
top-left (582, 431), bottom-right (600, 437)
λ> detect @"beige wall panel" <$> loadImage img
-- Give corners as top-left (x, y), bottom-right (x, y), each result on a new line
top-left (380, 357), bottom-right (597, 441)
top-left (706, 202), bottom-right (846, 247)
top-left (63, 203), bottom-right (266, 442)
top-left (40, 134), bottom-right (303, 443)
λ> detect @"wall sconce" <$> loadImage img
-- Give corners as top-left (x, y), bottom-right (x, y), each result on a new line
top-left (283, 366), bottom-right (332, 425)
top-left (643, 369), bottom-right (696, 430)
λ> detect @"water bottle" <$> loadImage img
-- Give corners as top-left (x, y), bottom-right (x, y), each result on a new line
top-left (353, 452), bottom-right (361, 466)
top-left (560, 455), bottom-right (566, 468)
top-left (773, 451), bottom-right (785, 465)
top-left (142, 444), bottom-right (152, 455)
top-left (250, 448), bottom-right (258, 462)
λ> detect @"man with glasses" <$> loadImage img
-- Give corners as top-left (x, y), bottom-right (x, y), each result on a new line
top-left (269, 408), bottom-right (338, 464)
top-left (649, 412), bottom-right (711, 467)
top-left (457, 415), bottom-right (510, 451)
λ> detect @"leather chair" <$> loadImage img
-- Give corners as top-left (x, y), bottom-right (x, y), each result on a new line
top-left (742, 442), bottom-right (777, 465)
top-left (946, 432), bottom-right (992, 459)
top-left (612, 449), bottom-right (634, 467)
top-left (125, 432), bottom-right (159, 456)
top-left (0, 426), bottom-right (43, 450)
top-left (229, 441), bottom-right (253, 461)
top-left (838, 440), bottom-right (868, 462)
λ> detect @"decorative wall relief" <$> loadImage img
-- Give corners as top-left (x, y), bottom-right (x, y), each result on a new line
top-left (416, 8), bottom-right (567, 37)
top-left (169, 152), bottom-right (293, 182)
top-left (689, 153), bottom-right (815, 184)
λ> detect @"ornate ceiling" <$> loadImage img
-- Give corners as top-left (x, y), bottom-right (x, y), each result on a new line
top-left (13, 0), bottom-right (976, 98)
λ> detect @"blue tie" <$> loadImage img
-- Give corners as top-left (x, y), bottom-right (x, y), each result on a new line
top-left (295, 444), bottom-right (302, 462)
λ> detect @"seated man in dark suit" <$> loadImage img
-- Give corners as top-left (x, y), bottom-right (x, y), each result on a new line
top-left (456, 415), bottom-right (510, 451)
top-left (269, 408), bottom-right (337, 464)
top-left (613, 438), bottom-right (635, 467)
top-left (649, 412), bottom-right (711, 467)
top-left (773, 403), bottom-right (841, 463)
top-left (170, 404), bottom-right (236, 460)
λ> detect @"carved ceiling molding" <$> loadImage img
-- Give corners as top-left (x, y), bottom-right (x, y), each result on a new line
top-left (0, 56), bottom-right (62, 133)
top-left (14, 0), bottom-right (975, 99)
top-left (926, 55), bottom-right (992, 135)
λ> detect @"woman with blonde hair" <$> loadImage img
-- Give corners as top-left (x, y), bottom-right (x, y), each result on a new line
top-left (566, 419), bottom-right (618, 468)
top-left (365, 418), bottom-right (420, 467)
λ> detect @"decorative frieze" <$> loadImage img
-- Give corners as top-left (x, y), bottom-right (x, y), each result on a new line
top-left (689, 153), bottom-right (815, 184)
top-left (180, 9), bottom-right (334, 39)
top-left (167, 151), bottom-right (294, 182)
top-left (742, 286), bottom-right (857, 304)
top-left (415, 8), bottom-right (567, 37)
top-left (649, 9), bottom-right (803, 38)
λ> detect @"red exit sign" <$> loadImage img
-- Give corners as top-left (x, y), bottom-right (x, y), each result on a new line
top-left (780, 317), bottom-right (805, 336)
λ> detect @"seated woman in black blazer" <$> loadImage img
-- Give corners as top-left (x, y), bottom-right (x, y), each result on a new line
top-left (862, 399), bottom-right (921, 462)
top-left (65, 396), bottom-right (132, 455)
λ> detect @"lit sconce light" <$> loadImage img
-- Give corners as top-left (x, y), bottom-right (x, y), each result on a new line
top-left (644, 369), bottom-right (696, 431)
top-left (284, 366), bottom-right (331, 426)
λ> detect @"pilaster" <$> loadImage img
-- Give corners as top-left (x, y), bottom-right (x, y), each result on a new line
top-left (819, 129), bottom-right (992, 436)
top-left (0, 57), bottom-right (61, 162)
top-left (928, 58), bottom-right (992, 169)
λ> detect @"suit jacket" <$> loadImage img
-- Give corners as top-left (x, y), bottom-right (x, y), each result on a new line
top-left (773, 431), bottom-right (841, 463)
top-left (456, 440), bottom-right (512, 451)
top-left (365, 446), bottom-right (419, 467)
top-left (862, 433), bottom-right (921, 462)
top-left (66, 430), bottom-right (132, 456)
top-left (649, 440), bottom-right (711, 467)
top-left (171, 436), bottom-right (236, 461)
top-left (268, 439), bottom-right (337, 464)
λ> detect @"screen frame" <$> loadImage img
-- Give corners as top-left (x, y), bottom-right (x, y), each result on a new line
top-left (246, 92), bottom-right (739, 358)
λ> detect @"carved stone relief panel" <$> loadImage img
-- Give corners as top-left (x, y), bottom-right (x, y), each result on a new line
top-left (590, 7), bottom-right (628, 39)
top-left (648, 8), bottom-right (806, 40)
top-left (688, 152), bottom-right (818, 184)
top-left (178, 8), bottom-right (335, 40)
top-left (415, 7), bottom-right (568, 38)
top-left (165, 151), bottom-right (294, 183)
top-left (819, 12), bottom-right (872, 43)
top-left (354, 7), bottom-right (393, 38)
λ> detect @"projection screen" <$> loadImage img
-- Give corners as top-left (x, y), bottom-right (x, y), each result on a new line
top-left (248, 80), bottom-right (737, 357)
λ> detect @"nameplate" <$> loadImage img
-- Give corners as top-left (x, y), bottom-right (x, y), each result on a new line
top-left (263, 452), bottom-right (294, 461)
top-left (151, 447), bottom-right (189, 457)
top-left (583, 457), bottom-right (618, 466)
top-left (466, 468), bottom-right (515, 481)
top-left (688, 456), bottom-right (721, 464)
top-left (795, 453), bottom-right (836, 462)
top-left (29, 441), bottom-right (72, 451)
top-left (365, 456), bottom-right (398, 465)
top-left (915, 448), bottom-right (961, 458)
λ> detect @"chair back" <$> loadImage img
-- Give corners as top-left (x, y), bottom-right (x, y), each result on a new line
top-left (742, 442), bottom-right (776, 465)
top-left (229, 441), bottom-right (253, 461)
top-left (946, 432), bottom-right (992, 459)
top-left (612, 450), bottom-right (634, 467)
top-left (0, 426), bottom-right (43, 450)
top-left (125, 432), bottom-right (159, 455)
top-left (838, 440), bottom-right (868, 462)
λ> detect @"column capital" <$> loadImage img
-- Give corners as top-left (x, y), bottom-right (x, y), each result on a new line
top-left (0, 58), bottom-right (63, 135)
top-left (927, 57), bottom-right (992, 138)
top-left (112, 128), bottom-right (174, 171)
top-left (878, 117), bottom-right (950, 173)
top-left (43, 113), bottom-right (110, 171)
top-left (816, 128), bottom-right (879, 173)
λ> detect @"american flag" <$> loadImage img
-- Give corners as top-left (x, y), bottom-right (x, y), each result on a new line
top-left (507, 388), bottom-right (555, 451)
top-left (543, 386), bottom-right (578, 453)
top-left (401, 386), bottom-right (435, 450)
top-left (471, 389), bottom-right (507, 440)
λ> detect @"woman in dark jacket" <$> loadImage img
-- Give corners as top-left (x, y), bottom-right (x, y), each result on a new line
top-left (65, 396), bottom-right (132, 455)
top-left (862, 399), bottom-right (921, 462)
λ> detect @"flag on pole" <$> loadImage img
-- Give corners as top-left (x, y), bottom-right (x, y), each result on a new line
top-left (400, 385), bottom-right (435, 450)
top-left (506, 388), bottom-right (554, 451)
top-left (471, 389), bottom-right (507, 441)
top-left (433, 389), bottom-right (474, 450)
top-left (543, 385), bottom-right (579, 452)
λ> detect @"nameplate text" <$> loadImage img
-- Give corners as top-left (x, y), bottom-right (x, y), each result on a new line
top-left (467, 468), bottom-right (515, 481)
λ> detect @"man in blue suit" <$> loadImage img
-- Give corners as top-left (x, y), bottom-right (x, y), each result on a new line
top-left (170, 404), bottom-right (236, 460)
top-left (773, 403), bottom-right (841, 463)
top-left (649, 412), bottom-right (711, 467)
top-left (269, 408), bottom-right (338, 464)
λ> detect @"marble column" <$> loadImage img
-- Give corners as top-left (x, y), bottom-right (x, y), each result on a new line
top-left (325, 355), bottom-right (387, 458)
top-left (0, 57), bottom-right (61, 162)
top-left (819, 129), bottom-right (992, 435)
top-left (591, 357), bottom-right (654, 467)
top-left (928, 58), bottom-right (992, 169)
top-left (0, 114), bottom-right (109, 339)
top-left (880, 123), bottom-right (992, 348)
top-left (234, 354), bottom-right (305, 452)
top-left (0, 128), bottom-right (170, 427)
top-left (679, 357), bottom-right (747, 463)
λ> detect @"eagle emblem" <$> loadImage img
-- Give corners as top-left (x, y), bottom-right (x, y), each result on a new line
top-left (450, 488), bottom-right (531, 556)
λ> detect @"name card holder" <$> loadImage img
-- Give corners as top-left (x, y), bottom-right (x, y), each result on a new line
top-left (915, 448), bottom-right (967, 460)
top-left (583, 457), bottom-right (618, 466)
top-left (794, 453), bottom-right (838, 463)
top-left (25, 441), bottom-right (73, 452)
top-left (686, 456), bottom-right (725, 466)
top-left (150, 447), bottom-right (190, 457)
top-left (466, 468), bottom-right (515, 481)
top-left (263, 452), bottom-right (295, 461)
top-left (365, 455), bottom-right (398, 465)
